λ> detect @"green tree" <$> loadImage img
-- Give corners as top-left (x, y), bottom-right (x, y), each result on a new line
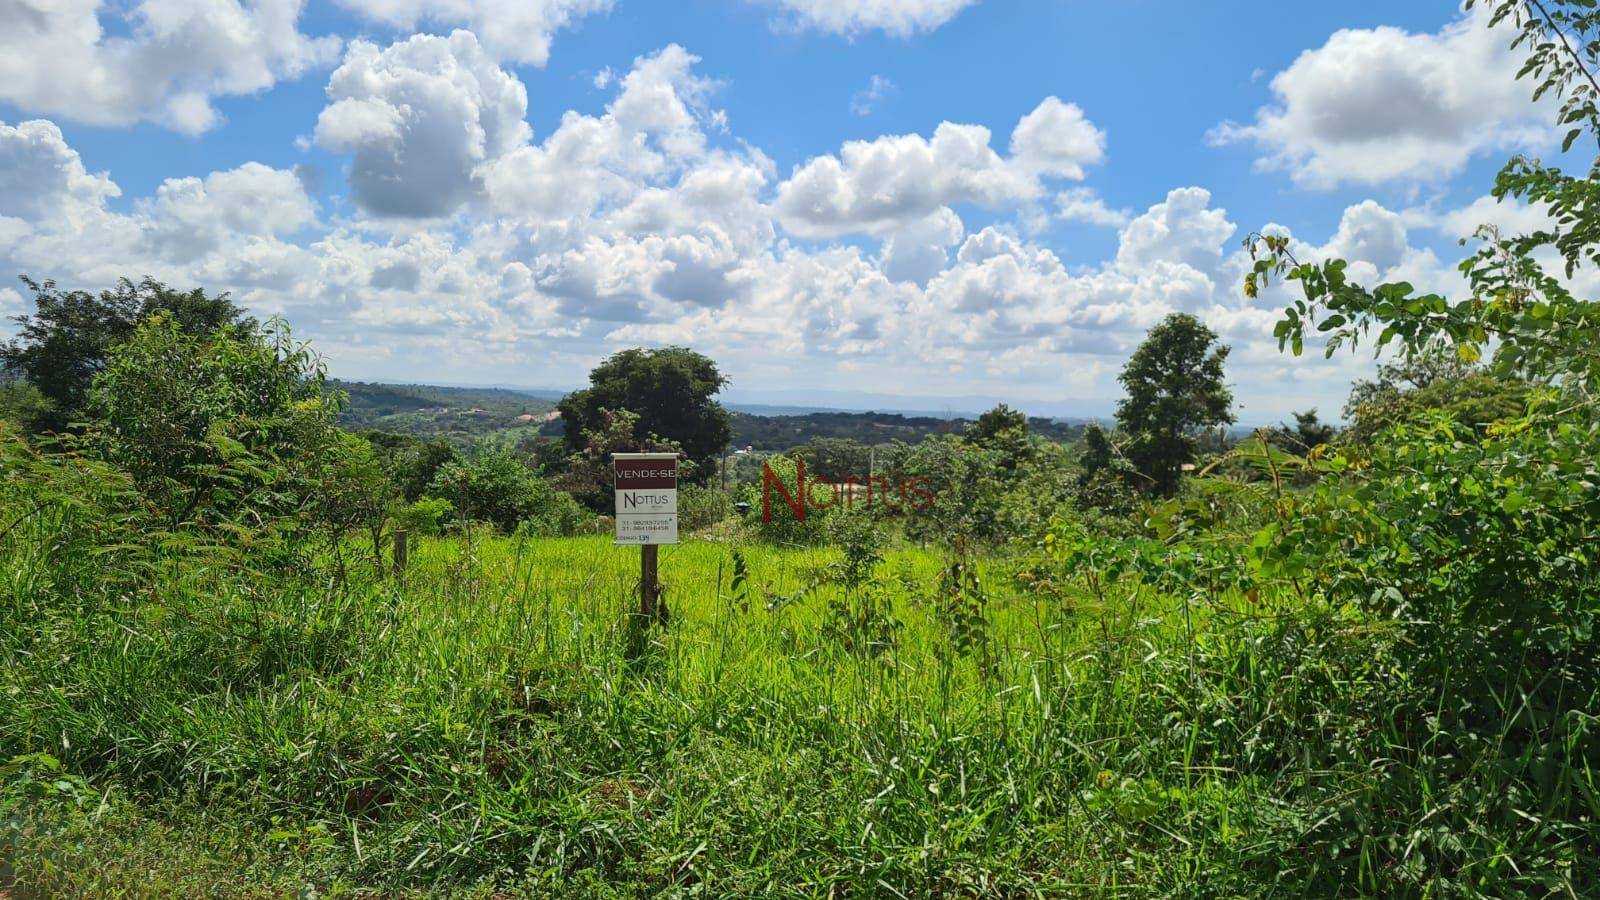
top-left (1239, 3), bottom-right (1600, 886)
top-left (965, 403), bottom-right (1027, 446)
top-left (888, 435), bottom-right (1004, 543)
top-left (0, 380), bottom-right (52, 429)
top-left (1114, 313), bottom-right (1234, 496)
top-left (964, 403), bottom-right (1032, 473)
top-left (558, 408), bottom-right (687, 511)
top-left (1078, 423), bottom-right (1115, 480)
top-left (89, 314), bottom-right (339, 524)
top-left (308, 432), bottom-right (394, 574)
top-left (557, 347), bottom-right (730, 481)
top-left (1266, 409), bottom-right (1337, 453)
top-left (2, 277), bottom-right (252, 431)
top-left (1340, 346), bottom-right (1527, 444)
top-left (428, 449), bottom-right (573, 533)
top-left (737, 452), bottom-right (831, 545)
top-left (794, 437), bottom-right (871, 480)
top-left (394, 438), bottom-right (460, 501)
top-left (1074, 423), bottom-right (1137, 514)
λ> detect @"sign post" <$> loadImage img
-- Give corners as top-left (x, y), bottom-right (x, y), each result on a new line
top-left (613, 452), bottom-right (679, 626)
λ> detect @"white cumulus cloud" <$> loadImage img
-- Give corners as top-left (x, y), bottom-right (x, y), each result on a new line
top-left (1211, 6), bottom-right (1547, 187)
top-left (1055, 187), bottom-right (1130, 228)
top-left (759, 0), bottom-right (981, 37)
top-left (1115, 187), bottom-right (1236, 275)
top-left (0, 119), bottom-right (120, 222)
top-left (137, 163), bottom-right (318, 260)
top-left (315, 30), bottom-right (531, 219)
top-left (480, 45), bottom-right (723, 224)
top-left (880, 207), bottom-right (963, 285)
top-left (774, 97), bottom-right (1106, 238)
top-left (332, 0), bottom-right (612, 66)
top-left (1010, 97), bottom-right (1106, 180)
top-left (850, 75), bottom-right (896, 116)
top-left (0, 0), bottom-right (339, 135)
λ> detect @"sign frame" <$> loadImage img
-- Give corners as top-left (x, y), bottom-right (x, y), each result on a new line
top-left (613, 451), bottom-right (681, 546)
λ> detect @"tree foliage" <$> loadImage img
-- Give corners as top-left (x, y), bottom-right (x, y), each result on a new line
top-left (557, 347), bottom-right (730, 481)
top-left (1341, 346), bottom-right (1528, 444)
top-left (963, 403), bottom-right (1032, 473)
top-left (793, 437), bottom-right (871, 480)
top-left (1236, 3), bottom-right (1600, 886)
top-left (557, 407), bottom-right (687, 511)
top-left (89, 314), bottom-right (339, 524)
top-left (965, 403), bottom-right (1027, 447)
top-left (308, 432), bottom-right (394, 570)
top-left (2, 277), bottom-right (252, 431)
top-left (1265, 409), bottom-right (1336, 454)
top-left (1114, 313), bottom-right (1234, 496)
top-left (428, 449), bottom-right (560, 533)
top-left (392, 438), bottom-right (460, 502)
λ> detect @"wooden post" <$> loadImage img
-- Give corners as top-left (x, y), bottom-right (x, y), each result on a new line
top-left (392, 528), bottom-right (409, 579)
top-left (640, 543), bottom-right (662, 624)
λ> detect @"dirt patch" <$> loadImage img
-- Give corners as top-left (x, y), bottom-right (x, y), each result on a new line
top-left (591, 778), bottom-right (650, 810)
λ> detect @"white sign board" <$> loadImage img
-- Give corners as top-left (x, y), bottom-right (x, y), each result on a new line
top-left (613, 452), bottom-right (679, 545)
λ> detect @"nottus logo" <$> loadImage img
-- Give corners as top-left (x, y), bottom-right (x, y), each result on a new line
top-left (760, 460), bottom-right (933, 521)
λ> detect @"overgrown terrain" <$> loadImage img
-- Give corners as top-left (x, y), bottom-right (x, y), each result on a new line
top-left (5, 2), bottom-right (1600, 896)
top-left (6, 498), bottom-right (1577, 897)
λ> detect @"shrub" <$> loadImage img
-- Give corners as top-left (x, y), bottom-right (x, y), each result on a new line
top-left (307, 432), bottom-right (393, 571)
top-left (678, 484), bottom-right (732, 532)
top-left (737, 454), bottom-right (830, 544)
top-left (515, 489), bottom-right (591, 537)
top-left (391, 496), bottom-right (453, 536)
top-left (819, 510), bottom-right (901, 661)
top-left (392, 439), bottom-right (458, 501)
top-left (426, 450), bottom-right (543, 532)
top-left (0, 381), bottom-right (52, 432)
top-left (89, 315), bottom-right (341, 525)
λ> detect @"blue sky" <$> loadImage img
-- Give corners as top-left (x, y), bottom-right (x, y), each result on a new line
top-left (0, 0), bottom-right (1566, 421)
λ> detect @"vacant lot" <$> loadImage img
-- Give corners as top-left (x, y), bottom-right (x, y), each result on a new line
top-left (5, 521), bottom-right (1334, 897)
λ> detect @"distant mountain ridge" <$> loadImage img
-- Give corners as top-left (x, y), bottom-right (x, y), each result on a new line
top-left (332, 380), bottom-right (559, 445)
top-left (729, 409), bottom-right (1086, 450)
top-left (334, 380), bottom-right (1101, 450)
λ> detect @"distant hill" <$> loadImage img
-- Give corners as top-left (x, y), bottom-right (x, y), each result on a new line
top-left (730, 409), bottom-right (1086, 451)
top-left (334, 381), bottom-right (1090, 450)
top-left (333, 381), bottom-right (559, 446)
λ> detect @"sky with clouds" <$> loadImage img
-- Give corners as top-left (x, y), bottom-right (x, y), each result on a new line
top-left (0, 0), bottom-right (1575, 421)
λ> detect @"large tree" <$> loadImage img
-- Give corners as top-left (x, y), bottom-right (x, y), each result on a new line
top-left (557, 347), bottom-right (731, 481)
top-left (1, 276), bottom-right (253, 431)
top-left (1114, 313), bottom-right (1234, 496)
top-left (965, 403), bottom-right (1027, 446)
top-left (964, 403), bottom-right (1032, 473)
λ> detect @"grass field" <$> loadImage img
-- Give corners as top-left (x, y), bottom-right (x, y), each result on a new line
top-left (1, 523), bottom-right (1309, 897)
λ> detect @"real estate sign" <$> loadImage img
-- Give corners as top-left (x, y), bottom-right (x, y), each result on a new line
top-left (613, 452), bottom-right (679, 545)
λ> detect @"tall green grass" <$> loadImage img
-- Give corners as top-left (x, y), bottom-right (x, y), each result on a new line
top-left (2, 453), bottom-right (1593, 896)
top-left (0, 517), bottom-right (1253, 892)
